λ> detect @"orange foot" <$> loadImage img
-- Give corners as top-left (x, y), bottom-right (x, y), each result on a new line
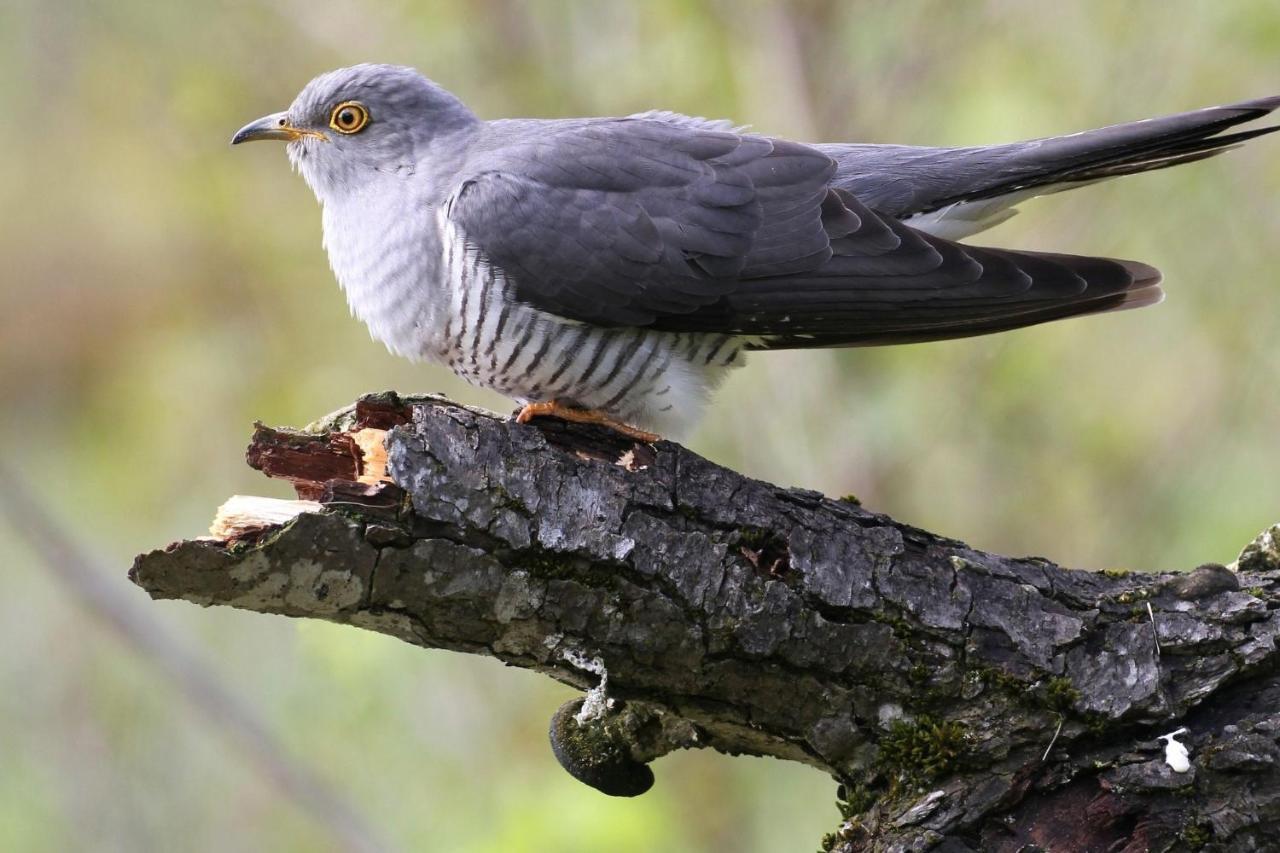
top-left (515, 401), bottom-right (661, 443)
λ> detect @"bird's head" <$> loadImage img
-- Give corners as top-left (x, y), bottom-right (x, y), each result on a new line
top-left (232, 64), bottom-right (478, 201)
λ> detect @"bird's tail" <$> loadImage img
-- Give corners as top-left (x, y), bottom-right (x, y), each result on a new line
top-left (930, 95), bottom-right (1280, 209)
top-left (824, 95), bottom-right (1280, 238)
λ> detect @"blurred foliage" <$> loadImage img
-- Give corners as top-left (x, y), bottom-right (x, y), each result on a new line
top-left (2, 0), bottom-right (1278, 850)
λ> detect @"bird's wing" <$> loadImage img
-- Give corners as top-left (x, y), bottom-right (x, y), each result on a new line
top-left (449, 117), bottom-right (1161, 346)
top-left (449, 118), bottom-right (838, 326)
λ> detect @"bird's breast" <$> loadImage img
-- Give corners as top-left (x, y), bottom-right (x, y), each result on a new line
top-left (324, 197), bottom-right (746, 437)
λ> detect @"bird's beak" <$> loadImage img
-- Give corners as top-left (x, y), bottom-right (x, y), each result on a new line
top-left (230, 112), bottom-right (327, 145)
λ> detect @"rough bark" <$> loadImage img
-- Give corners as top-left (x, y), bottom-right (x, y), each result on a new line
top-left (131, 392), bottom-right (1280, 852)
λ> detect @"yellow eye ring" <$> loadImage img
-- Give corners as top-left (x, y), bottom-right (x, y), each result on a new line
top-left (329, 101), bottom-right (370, 134)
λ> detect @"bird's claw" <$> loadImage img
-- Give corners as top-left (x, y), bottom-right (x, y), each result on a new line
top-left (515, 401), bottom-right (661, 443)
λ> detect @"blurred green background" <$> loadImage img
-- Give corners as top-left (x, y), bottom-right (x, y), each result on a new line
top-left (2, 1), bottom-right (1278, 850)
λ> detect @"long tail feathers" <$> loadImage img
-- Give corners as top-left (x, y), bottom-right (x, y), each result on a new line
top-left (929, 96), bottom-right (1280, 209)
top-left (826, 95), bottom-right (1280, 226)
top-left (749, 96), bottom-right (1278, 349)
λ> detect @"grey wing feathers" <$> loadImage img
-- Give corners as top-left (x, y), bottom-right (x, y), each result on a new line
top-left (661, 188), bottom-right (1163, 347)
top-left (450, 118), bottom-right (837, 324)
top-left (824, 95), bottom-right (1280, 219)
top-left (450, 115), bottom-right (1165, 348)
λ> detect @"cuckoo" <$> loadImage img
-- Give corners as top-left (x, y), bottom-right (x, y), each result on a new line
top-left (232, 64), bottom-right (1278, 440)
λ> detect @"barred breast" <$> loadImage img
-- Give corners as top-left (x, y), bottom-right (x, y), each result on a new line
top-left (436, 208), bottom-right (745, 436)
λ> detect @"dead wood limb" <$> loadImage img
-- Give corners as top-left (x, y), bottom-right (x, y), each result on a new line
top-left (132, 392), bottom-right (1280, 852)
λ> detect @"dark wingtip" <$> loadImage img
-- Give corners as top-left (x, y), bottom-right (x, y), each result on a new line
top-left (1105, 259), bottom-right (1164, 311)
top-left (1118, 258), bottom-right (1163, 288)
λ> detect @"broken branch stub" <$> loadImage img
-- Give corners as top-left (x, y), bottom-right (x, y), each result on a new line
top-left (132, 392), bottom-right (1280, 852)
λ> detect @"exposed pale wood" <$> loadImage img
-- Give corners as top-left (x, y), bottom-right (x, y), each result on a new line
top-left (350, 428), bottom-right (390, 484)
top-left (209, 496), bottom-right (325, 540)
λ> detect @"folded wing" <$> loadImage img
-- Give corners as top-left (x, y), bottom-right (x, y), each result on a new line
top-left (449, 117), bottom-right (1162, 349)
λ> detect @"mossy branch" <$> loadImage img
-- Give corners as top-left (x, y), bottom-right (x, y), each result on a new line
top-left (132, 392), bottom-right (1280, 852)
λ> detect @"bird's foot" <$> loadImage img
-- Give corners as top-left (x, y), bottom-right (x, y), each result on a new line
top-left (515, 401), bottom-right (661, 444)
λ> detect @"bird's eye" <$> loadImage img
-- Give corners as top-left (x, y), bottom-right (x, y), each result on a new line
top-left (329, 101), bottom-right (370, 134)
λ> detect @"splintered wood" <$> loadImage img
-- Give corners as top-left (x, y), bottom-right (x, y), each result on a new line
top-left (210, 396), bottom-right (411, 541)
top-left (350, 428), bottom-right (389, 483)
top-left (209, 496), bottom-right (323, 539)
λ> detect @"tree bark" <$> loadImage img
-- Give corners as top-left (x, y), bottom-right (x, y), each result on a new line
top-left (131, 392), bottom-right (1280, 852)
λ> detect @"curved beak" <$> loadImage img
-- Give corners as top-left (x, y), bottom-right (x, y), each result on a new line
top-left (231, 111), bottom-right (327, 145)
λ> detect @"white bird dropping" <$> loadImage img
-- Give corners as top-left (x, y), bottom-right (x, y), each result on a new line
top-left (1159, 727), bottom-right (1191, 773)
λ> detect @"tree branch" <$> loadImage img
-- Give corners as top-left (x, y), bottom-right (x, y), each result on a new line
top-left (131, 392), bottom-right (1280, 852)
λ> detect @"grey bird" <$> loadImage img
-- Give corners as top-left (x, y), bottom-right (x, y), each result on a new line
top-left (232, 64), bottom-right (1278, 440)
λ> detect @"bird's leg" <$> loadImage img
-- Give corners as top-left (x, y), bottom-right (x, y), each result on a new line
top-left (515, 401), bottom-right (661, 444)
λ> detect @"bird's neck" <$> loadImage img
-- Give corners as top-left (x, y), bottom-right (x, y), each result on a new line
top-left (313, 126), bottom-right (481, 362)
top-left (321, 177), bottom-right (448, 361)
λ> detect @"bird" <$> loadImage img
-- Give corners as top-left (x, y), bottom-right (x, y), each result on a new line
top-left (232, 64), bottom-right (1278, 442)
